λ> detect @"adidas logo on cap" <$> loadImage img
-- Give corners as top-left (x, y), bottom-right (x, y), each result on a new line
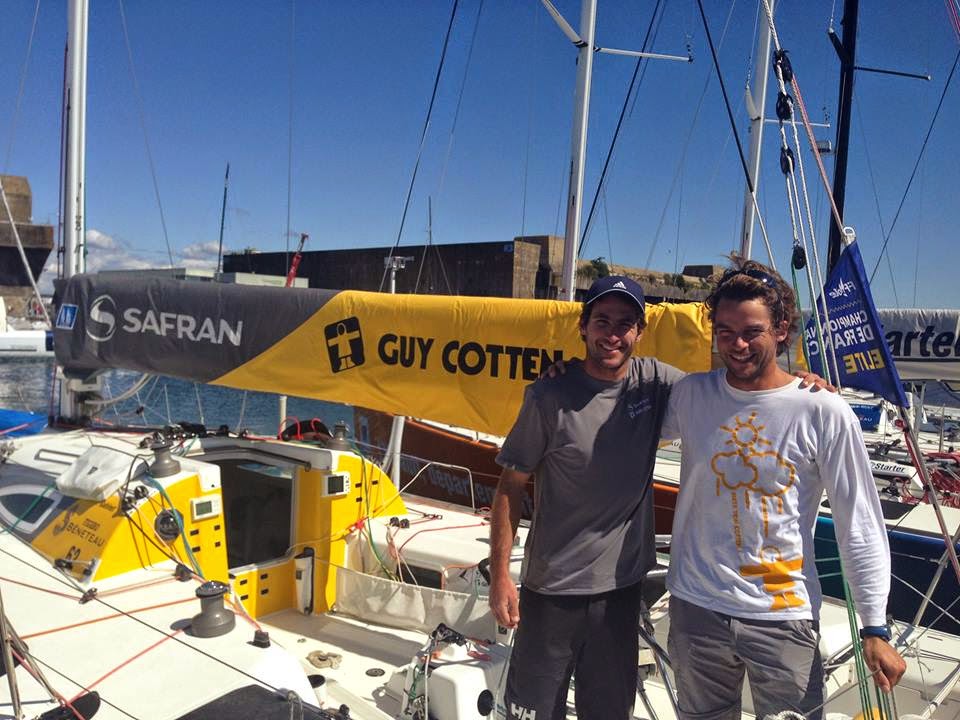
top-left (583, 275), bottom-right (646, 311)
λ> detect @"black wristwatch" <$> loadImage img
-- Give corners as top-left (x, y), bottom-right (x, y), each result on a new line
top-left (858, 625), bottom-right (892, 641)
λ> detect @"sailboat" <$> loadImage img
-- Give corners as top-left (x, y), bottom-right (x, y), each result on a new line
top-left (5, 3), bottom-right (960, 720)
top-left (7, 269), bottom-right (960, 719)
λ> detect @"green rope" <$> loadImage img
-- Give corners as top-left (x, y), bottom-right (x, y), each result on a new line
top-left (1, 482), bottom-right (56, 534)
top-left (143, 475), bottom-right (205, 579)
top-left (842, 578), bottom-right (876, 720)
top-left (356, 445), bottom-right (399, 581)
top-left (790, 265), bottom-right (813, 370)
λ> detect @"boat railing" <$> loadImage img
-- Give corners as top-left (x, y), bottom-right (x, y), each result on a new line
top-left (403, 459), bottom-right (479, 512)
top-left (353, 438), bottom-right (483, 512)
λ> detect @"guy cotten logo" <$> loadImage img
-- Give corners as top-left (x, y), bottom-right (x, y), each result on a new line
top-left (87, 294), bottom-right (118, 342)
top-left (325, 317), bottom-right (365, 372)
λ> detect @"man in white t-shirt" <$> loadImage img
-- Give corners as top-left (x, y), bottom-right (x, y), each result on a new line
top-left (661, 260), bottom-right (906, 720)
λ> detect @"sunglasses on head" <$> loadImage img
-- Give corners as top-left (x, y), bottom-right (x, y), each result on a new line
top-left (717, 268), bottom-right (781, 292)
top-left (716, 268), bottom-right (786, 322)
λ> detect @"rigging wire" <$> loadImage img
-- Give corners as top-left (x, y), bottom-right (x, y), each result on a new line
top-left (285, 0), bottom-right (296, 272)
top-left (2, 0), bottom-right (41, 173)
top-left (117, 0), bottom-right (175, 268)
top-left (56, 43), bottom-right (68, 281)
top-left (413, 198), bottom-right (431, 292)
top-left (745, 0), bottom-right (762, 84)
top-left (602, 188), bottom-right (614, 267)
top-left (379, 0), bottom-right (461, 292)
top-left (758, 1), bottom-right (839, 383)
top-left (553, 163), bottom-right (567, 237)
top-left (520, 0), bottom-right (537, 239)
top-left (675, 169), bottom-right (683, 274)
top-left (438, 0), bottom-right (484, 201)
top-left (693, 0), bottom-right (775, 266)
top-left (913, 20), bottom-right (936, 308)
top-left (913, 161), bottom-right (925, 307)
top-left (853, 98), bottom-right (899, 307)
top-left (577, 0), bottom-right (665, 258)
top-left (641, 0), bottom-right (739, 271)
top-left (868, 46), bottom-right (960, 283)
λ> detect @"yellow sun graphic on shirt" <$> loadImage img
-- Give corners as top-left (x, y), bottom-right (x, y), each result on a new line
top-left (709, 411), bottom-right (804, 610)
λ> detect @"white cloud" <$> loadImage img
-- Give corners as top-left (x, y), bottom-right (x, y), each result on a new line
top-left (33, 230), bottom-right (233, 291)
top-left (38, 257), bottom-right (57, 294)
top-left (85, 228), bottom-right (117, 250)
top-left (176, 241), bottom-right (222, 271)
top-left (180, 241), bottom-right (221, 260)
top-left (82, 229), bottom-right (154, 273)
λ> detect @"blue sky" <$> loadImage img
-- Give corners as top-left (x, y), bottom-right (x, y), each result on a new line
top-left (1, 1), bottom-right (957, 308)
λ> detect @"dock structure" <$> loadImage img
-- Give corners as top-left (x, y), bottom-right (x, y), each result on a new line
top-left (0, 175), bottom-right (54, 316)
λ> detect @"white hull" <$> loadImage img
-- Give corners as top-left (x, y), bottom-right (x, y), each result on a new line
top-left (0, 329), bottom-right (53, 359)
top-left (0, 427), bottom-right (958, 719)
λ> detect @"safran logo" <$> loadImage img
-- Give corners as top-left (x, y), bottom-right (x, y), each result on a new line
top-left (87, 294), bottom-right (118, 342)
top-left (325, 317), bottom-right (365, 372)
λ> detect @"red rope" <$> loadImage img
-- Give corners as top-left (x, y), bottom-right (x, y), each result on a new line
top-left (97, 575), bottom-right (178, 598)
top-left (226, 595), bottom-right (262, 631)
top-left (790, 75), bottom-right (845, 237)
top-left (946, 0), bottom-right (960, 41)
top-left (10, 648), bottom-right (89, 720)
top-left (0, 575), bottom-right (81, 600)
top-left (396, 520), bottom-right (488, 556)
top-left (0, 422), bottom-right (31, 436)
top-left (69, 628), bottom-right (185, 701)
top-left (22, 597), bottom-right (195, 640)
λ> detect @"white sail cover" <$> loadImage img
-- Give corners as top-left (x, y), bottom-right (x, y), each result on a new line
top-left (878, 309), bottom-right (960, 382)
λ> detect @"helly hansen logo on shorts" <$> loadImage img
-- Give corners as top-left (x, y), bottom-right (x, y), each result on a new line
top-left (325, 317), bottom-right (365, 372)
top-left (510, 703), bottom-right (536, 720)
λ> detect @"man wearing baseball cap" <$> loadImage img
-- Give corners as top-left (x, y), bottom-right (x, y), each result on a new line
top-left (488, 275), bottom-right (682, 719)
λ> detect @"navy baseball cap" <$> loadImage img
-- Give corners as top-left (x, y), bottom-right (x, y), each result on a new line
top-left (583, 275), bottom-right (646, 312)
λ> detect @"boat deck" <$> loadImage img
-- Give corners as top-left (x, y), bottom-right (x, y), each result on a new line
top-left (0, 531), bottom-right (317, 719)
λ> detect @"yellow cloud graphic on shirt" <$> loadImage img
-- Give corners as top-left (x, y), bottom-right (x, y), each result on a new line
top-left (709, 412), bottom-right (804, 610)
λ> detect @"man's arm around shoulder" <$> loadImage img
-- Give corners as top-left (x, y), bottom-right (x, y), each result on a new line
top-left (488, 467), bottom-right (530, 629)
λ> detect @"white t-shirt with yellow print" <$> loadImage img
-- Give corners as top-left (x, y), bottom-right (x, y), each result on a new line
top-left (661, 369), bottom-right (889, 627)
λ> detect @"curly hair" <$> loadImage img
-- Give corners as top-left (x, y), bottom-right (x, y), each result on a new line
top-left (705, 259), bottom-right (800, 355)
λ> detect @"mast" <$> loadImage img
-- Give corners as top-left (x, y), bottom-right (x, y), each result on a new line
top-left (59, 0), bottom-right (90, 423)
top-left (739, 1), bottom-right (775, 260)
top-left (546, 0), bottom-right (688, 298)
top-left (826, 0), bottom-right (928, 272)
top-left (826, 0), bottom-right (858, 273)
top-left (64, 0), bottom-right (89, 277)
top-left (558, 0), bottom-right (597, 302)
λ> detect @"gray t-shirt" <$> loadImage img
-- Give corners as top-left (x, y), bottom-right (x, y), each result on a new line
top-left (496, 356), bottom-right (683, 594)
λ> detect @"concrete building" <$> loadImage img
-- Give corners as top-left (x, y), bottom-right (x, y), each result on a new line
top-left (223, 235), bottom-right (715, 303)
top-left (0, 176), bottom-right (54, 316)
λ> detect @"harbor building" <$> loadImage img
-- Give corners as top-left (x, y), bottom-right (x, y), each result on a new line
top-left (0, 176), bottom-right (54, 316)
top-left (223, 235), bottom-right (716, 303)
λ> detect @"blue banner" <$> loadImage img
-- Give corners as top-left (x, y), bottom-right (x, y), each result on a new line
top-left (804, 240), bottom-right (909, 407)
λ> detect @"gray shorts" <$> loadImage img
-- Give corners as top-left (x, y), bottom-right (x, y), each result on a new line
top-left (667, 595), bottom-right (824, 720)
